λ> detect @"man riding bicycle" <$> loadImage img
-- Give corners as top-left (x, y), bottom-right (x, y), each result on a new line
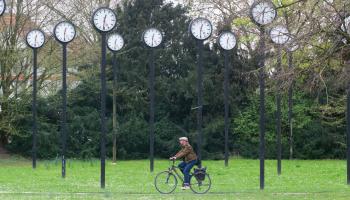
top-left (169, 137), bottom-right (197, 190)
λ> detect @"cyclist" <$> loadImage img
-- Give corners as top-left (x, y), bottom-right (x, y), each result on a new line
top-left (169, 137), bottom-right (197, 190)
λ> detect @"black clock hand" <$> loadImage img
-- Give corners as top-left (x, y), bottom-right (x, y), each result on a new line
top-left (278, 31), bottom-right (282, 43)
top-left (64, 28), bottom-right (67, 41)
top-left (103, 15), bottom-right (107, 30)
top-left (262, 8), bottom-right (266, 24)
top-left (254, 11), bottom-right (262, 21)
top-left (200, 24), bottom-right (204, 39)
top-left (152, 34), bottom-right (154, 46)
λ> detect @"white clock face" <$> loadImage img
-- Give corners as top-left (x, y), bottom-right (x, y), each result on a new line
top-left (26, 30), bottom-right (45, 49)
top-left (92, 7), bottom-right (116, 32)
top-left (107, 33), bottom-right (124, 51)
top-left (218, 32), bottom-right (237, 50)
top-left (342, 16), bottom-right (350, 34)
top-left (270, 25), bottom-right (290, 44)
top-left (190, 18), bottom-right (212, 40)
top-left (287, 42), bottom-right (299, 52)
top-left (0, 0), bottom-right (5, 16)
top-left (54, 21), bottom-right (76, 43)
top-left (251, 1), bottom-right (277, 25)
top-left (143, 28), bottom-right (163, 48)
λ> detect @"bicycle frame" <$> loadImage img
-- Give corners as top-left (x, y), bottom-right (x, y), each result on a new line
top-left (168, 160), bottom-right (186, 184)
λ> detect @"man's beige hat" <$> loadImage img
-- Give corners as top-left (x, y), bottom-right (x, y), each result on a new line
top-left (179, 137), bottom-right (188, 141)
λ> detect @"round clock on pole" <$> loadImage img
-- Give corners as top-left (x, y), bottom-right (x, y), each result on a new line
top-left (270, 25), bottom-right (290, 45)
top-left (107, 32), bottom-right (124, 164)
top-left (270, 25), bottom-right (289, 177)
top-left (142, 28), bottom-right (163, 48)
top-left (91, 6), bottom-right (117, 189)
top-left (249, 0), bottom-right (277, 190)
top-left (26, 29), bottom-right (45, 49)
top-left (286, 38), bottom-right (298, 174)
top-left (218, 31), bottom-right (237, 51)
top-left (250, 0), bottom-right (277, 26)
top-left (26, 29), bottom-right (45, 170)
top-left (287, 40), bottom-right (299, 52)
top-left (54, 21), bottom-right (76, 179)
top-left (218, 30), bottom-right (237, 167)
top-left (107, 33), bottom-right (124, 52)
top-left (342, 15), bottom-right (350, 186)
top-left (54, 21), bottom-right (76, 44)
top-left (189, 17), bottom-right (213, 41)
top-left (142, 27), bottom-right (163, 172)
top-left (92, 7), bottom-right (117, 33)
top-left (0, 0), bottom-right (6, 16)
top-left (341, 16), bottom-right (350, 35)
top-left (189, 17), bottom-right (212, 167)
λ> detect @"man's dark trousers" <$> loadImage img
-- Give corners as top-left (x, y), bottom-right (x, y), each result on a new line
top-left (178, 160), bottom-right (197, 185)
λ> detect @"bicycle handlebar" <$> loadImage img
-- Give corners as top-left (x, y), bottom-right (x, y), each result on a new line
top-left (169, 158), bottom-right (176, 166)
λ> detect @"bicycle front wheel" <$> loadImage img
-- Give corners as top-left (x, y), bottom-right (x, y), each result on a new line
top-left (154, 171), bottom-right (178, 194)
top-left (190, 173), bottom-right (211, 194)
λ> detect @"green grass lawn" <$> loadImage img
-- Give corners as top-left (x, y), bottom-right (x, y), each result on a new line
top-left (0, 157), bottom-right (349, 199)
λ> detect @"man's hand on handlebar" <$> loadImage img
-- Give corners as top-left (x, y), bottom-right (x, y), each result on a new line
top-left (169, 157), bottom-right (177, 160)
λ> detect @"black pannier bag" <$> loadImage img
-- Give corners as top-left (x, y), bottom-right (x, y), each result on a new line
top-left (193, 167), bottom-right (206, 181)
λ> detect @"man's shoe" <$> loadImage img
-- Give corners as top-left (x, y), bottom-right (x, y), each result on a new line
top-left (181, 185), bottom-right (190, 190)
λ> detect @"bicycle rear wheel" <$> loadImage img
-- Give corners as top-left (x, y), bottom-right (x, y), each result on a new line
top-left (190, 173), bottom-right (211, 194)
top-left (154, 171), bottom-right (177, 194)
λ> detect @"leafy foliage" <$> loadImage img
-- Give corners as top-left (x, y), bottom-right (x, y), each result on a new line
top-left (3, 0), bottom-right (348, 160)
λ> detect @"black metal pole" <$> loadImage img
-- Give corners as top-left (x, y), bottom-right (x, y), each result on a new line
top-left (288, 51), bottom-right (294, 160)
top-left (347, 79), bottom-right (350, 185)
top-left (276, 46), bottom-right (282, 175)
top-left (61, 43), bottom-right (68, 178)
top-left (100, 33), bottom-right (107, 188)
top-left (224, 50), bottom-right (230, 167)
top-left (196, 40), bottom-right (204, 168)
top-left (112, 52), bottom-right (117, 163)
top-left (258, 27), bottom-right (266, 190)
top-left (149, 49), bottom-right (155, 172)
top-left (32, 49), bottom-right (38, 169)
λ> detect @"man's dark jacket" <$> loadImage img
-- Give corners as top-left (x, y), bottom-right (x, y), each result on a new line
top-left (175, 144), bottom-right (197, 163)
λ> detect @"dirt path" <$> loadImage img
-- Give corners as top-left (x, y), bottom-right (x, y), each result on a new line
top-left (0, 144), bottom-right (10, 158)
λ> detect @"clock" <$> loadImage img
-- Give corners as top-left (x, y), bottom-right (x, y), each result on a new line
top-left (189, 17), bottom-right (213, 40)
top-left (107, 33), bottom-right (124, 52)
top-left (26, 29), bottom-right (45, 49)
top-left (250, 1), bottom-right (277, 26)
top-left (218, 31), bottom-right (237, 51)
top-left (287, 41), bottom-right (299, 52)
top-left (92, 7), bottom-right (117, 32)
top-left (342, 16), bottom-right (350, 35)
top-left (54, 21), bottom-right (76, 44)
top-left (142, 28), bottom-right (163, 48)
top-left (269, 25), bottom-right (290, 45)
top-left (0, 0), bottom-right (5, 16)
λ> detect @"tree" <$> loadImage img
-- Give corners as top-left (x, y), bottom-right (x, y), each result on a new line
top-left (0, 0), bottom-right (61, 147)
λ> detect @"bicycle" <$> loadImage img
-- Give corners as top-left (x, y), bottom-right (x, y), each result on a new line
top-left (154, 159), bottom-right (211, 194)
